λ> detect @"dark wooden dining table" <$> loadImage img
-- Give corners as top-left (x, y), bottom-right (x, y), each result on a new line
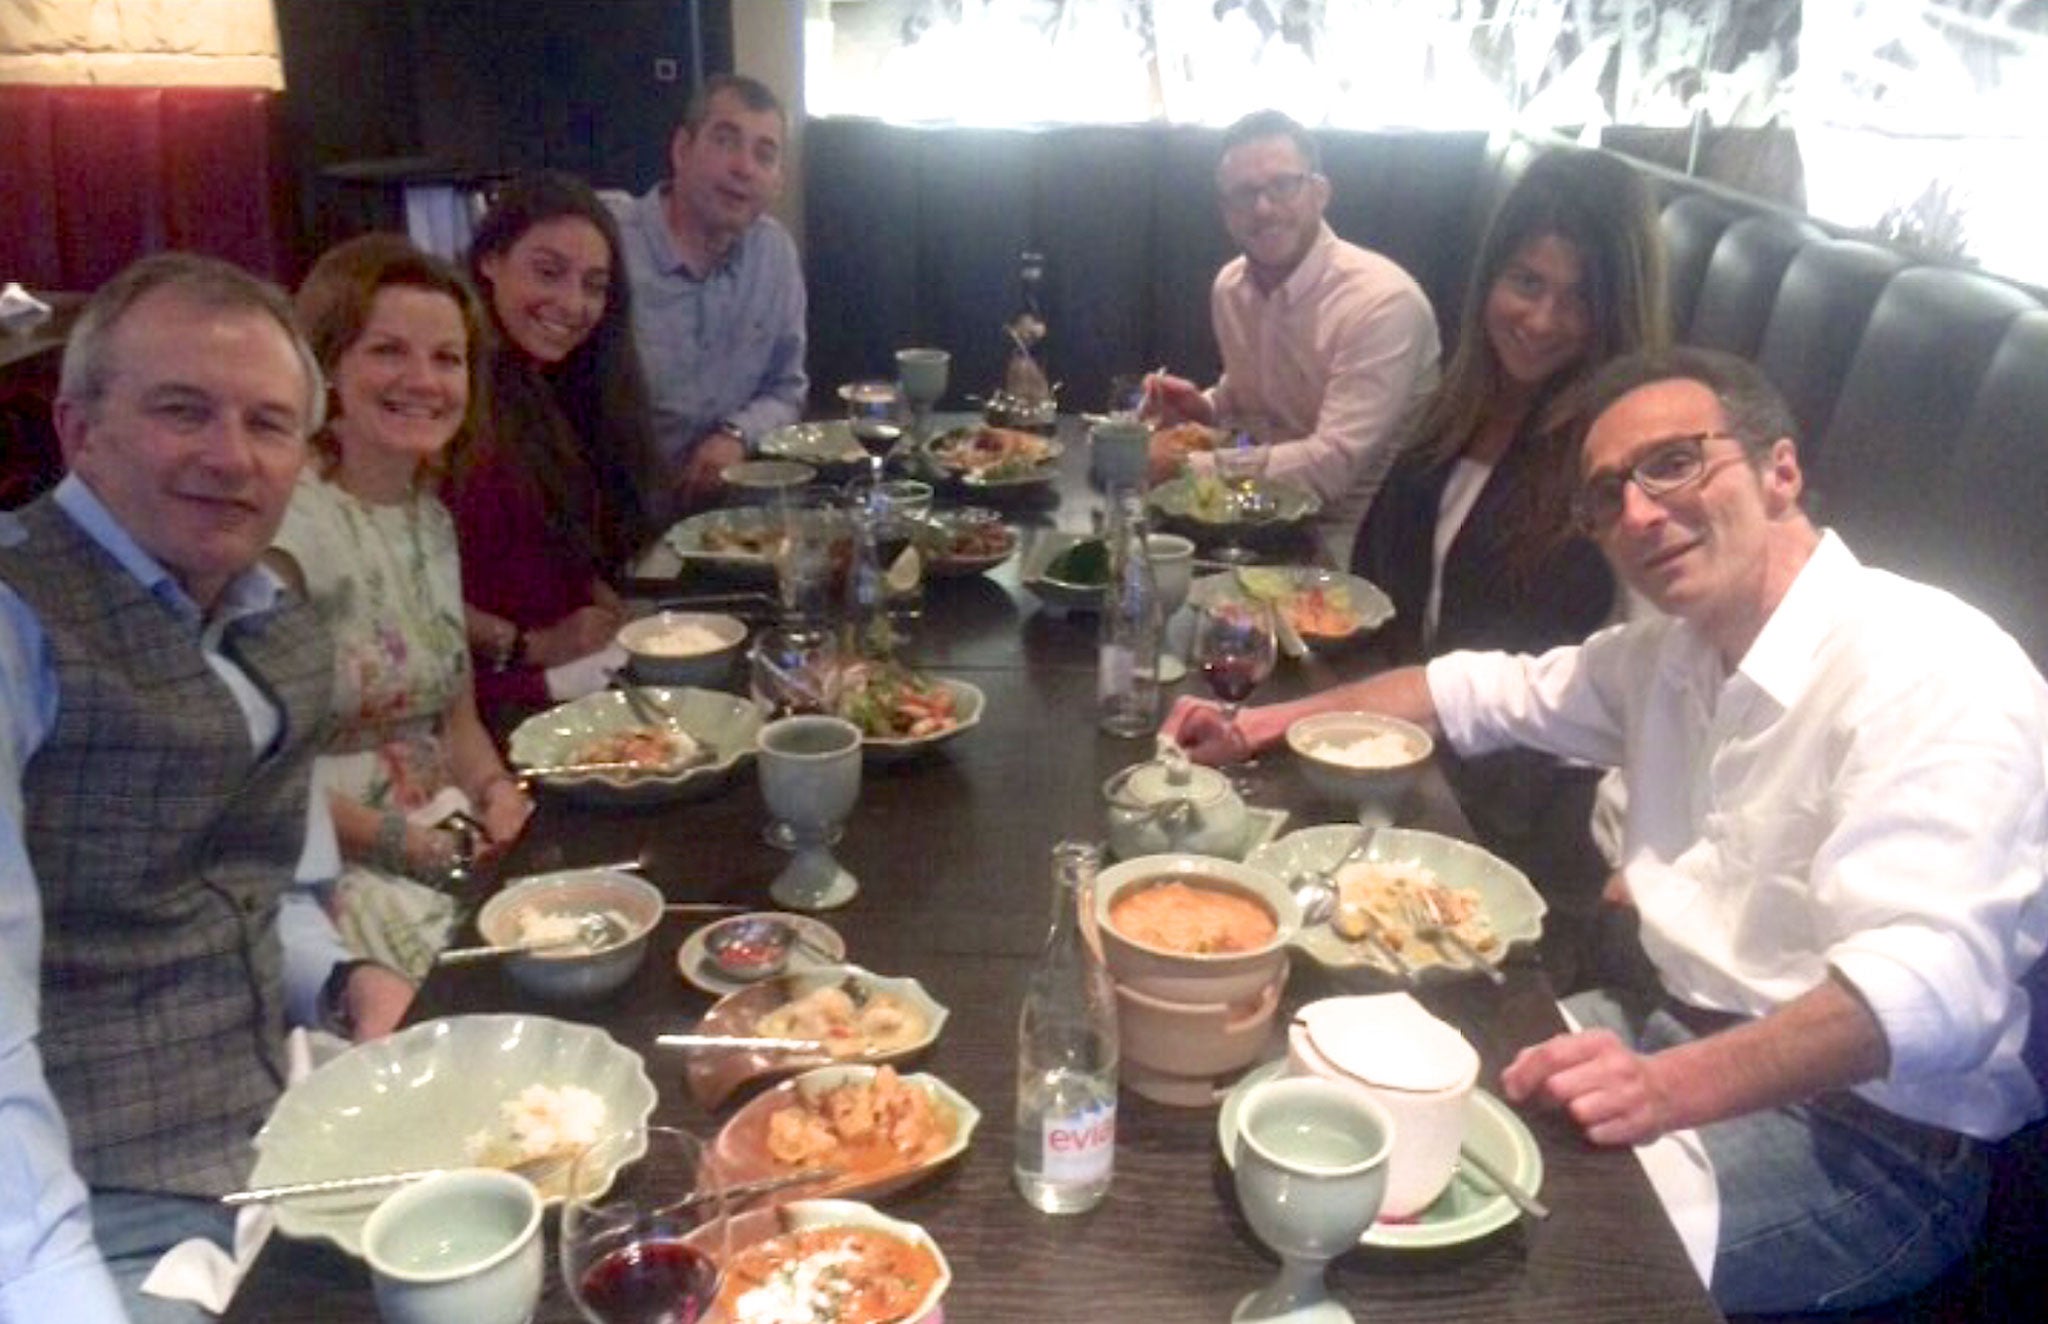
top-left (225, 421), bottom-right (1723, 1323)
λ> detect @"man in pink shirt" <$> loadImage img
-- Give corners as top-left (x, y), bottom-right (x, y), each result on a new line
top-left (1147, 110), bottom-right (1440, 565)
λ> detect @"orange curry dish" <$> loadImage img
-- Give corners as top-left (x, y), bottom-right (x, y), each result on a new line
top-left (1108, 879), bottom-right (1277, 955)
top-left (719, 1225), bottom-right (943, 1324)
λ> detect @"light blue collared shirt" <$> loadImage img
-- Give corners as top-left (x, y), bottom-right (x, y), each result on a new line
top-left (0, 476), bottom-right (347, 1322)
top-left (603, 185), bottom-right (808, 475)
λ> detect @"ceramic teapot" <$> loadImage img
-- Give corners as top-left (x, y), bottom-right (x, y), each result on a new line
top-left (1103, 734), bottom-right (1250, 860)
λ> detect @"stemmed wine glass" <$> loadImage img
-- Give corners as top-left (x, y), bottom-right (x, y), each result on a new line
top-left (1231, 1077), bottom-right (1394, 1324)
top-left (1209, 426), bottom-right (1271, 567)
top-left (1193, 595), bottom-right (1278, 754)
top-left (895, 347), bottom-right (950, 443)
top-left (844, 379), bottom-right (906, 484)
top-left (561, 1126), bottom-right (729, 1324)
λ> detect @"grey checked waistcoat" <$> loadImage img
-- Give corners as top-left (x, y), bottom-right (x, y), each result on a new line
top-left (0, 495), bottom-right (333, 1197)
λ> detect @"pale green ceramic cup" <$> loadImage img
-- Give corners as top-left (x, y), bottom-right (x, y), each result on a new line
top-left (364, 1169), bottom-right (544, 1324)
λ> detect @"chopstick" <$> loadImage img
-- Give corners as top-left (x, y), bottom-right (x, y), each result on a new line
top-left (659, 1166), bottom-right (843, 1216)
top-left (654, 1033), bottom-right (827, 1052)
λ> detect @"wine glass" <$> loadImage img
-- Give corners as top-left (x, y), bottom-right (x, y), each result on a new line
top-left (1231, 1076), bottom-right (1393, 1324)
top-left (895, 347), bottom-right (950, 442)
top-left (1193, 595), bottom-right (1278, 749)
top-left (1209, 426), bottom-right (1271, 566)
top-left (758, 714), bottom-right (864, 910)
top-left (561, 1126), bottom-right (729, 1324)
top-left (844, 379), bottom-right (906, 484)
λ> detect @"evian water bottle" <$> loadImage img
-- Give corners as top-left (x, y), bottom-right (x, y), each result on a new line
top-left (1013, 840), bottom-right (1119, 1214)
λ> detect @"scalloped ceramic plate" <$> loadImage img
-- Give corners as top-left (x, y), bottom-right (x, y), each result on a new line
top-left (711, 1065), bottom-right (980, 1203)
top-left (1186, 567), bottom-right (1395, 644)
top-left (509, 687), bottom-right (763, 805)
top-left (1146, 473), bottom-right (1321, 537)
top-left (759, 420), bottom-right (868, 467)
top-left (664, 507), bottom-right (785, 581)
top-left (1248, 825), bottom-right (1546, 979)
top-left (723, 1199), bottom-right (952, 1324)
top-left (685, 965), bottom-right (949, 1108)
top-left (921, 513), bottom-right (1019, 577)
top-left (919, 425), bottom-right (1064, 485)
top-left (857, 677), bottom-right (984, 763)
top-left (249, 1015), bottom-right (656, 1258)
top-left (1019, 532), bottom-right (1108, 613)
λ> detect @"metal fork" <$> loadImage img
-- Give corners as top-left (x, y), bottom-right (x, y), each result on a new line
top-left (1400, 890), bottom-right (1505, 985)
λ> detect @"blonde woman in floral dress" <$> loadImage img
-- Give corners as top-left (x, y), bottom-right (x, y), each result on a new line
top-left (273, 234), bottom-right (532, 985)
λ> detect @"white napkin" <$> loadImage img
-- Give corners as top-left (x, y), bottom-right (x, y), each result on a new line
top-left (545, 642), bottom-right (628, 702)
top-left (141, 1028), bottom-right (344, 1311)
top-left (0, 281), bottom-right (52, 323)
top-left (1557, 1001), bottom-right (1719, 1286)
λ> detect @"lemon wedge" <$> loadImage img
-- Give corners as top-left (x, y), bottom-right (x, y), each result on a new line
top-left (885, 544), bottom-right (922, 595)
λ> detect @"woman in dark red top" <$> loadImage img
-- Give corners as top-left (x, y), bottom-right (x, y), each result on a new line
top-left (448, 171), bottom-right (660, 716)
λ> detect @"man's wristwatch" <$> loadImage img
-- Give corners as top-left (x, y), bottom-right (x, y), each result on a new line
top-left (712, 419), bottom-right (748, 452)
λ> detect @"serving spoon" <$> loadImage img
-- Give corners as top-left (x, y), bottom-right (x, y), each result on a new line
top-left (1289, 824), bottom-right (1377, 926)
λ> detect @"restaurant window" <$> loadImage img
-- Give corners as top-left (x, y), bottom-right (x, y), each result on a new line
top-left (803, 1), bottom-right (2048, 289)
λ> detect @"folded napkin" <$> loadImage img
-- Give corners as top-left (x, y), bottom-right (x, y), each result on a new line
top-left (546, 642), bottom-right (628, 702)
top-left (0, 281), bottom-right (52, 324)
top-left (1557, 1001), bottom-right (1718, 1285)
top-left (141, 1028), bottom-right (345, 1311)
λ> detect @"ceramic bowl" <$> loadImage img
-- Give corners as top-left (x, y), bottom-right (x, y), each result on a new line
top-left (722, 1199), bottom-right (951, 1324)
top-left (1091, 853), bottom-right (1300, 1006)
top-left (712, 1065), bottom-right (981, 1203)
top-left (616, 611), bottom-right (748, 689)
top-left (723, 458), bottom-right (818, 501)
top-left (1285, 710), bottom-right (1434, 820)
top-left (1114, 962), bottom-right (1286, 1081)
top-left (700, 913), bottom-right (799, 983)
top-left (475, 870), bottom-right (664, 1002)
top-left (857, 677), bottom-right (985, 763)
top-left (248, 1014), bottom-right (656, 1257)
top-left (1021, 532), bottom-right (1109, 613)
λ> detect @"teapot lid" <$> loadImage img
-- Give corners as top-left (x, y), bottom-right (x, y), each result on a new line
top-left (1118, 734), bottom-right (1232, 808)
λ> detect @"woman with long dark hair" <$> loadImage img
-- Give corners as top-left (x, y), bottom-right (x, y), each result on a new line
top-left (1348, 147), bottom-right (1668, 986)
top-left (449, 170), bottom-right (661, 715)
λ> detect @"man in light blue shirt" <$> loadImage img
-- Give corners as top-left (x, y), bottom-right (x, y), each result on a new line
top-left (604, 73), bottom-right (807, 520)
top-left (0, 254), bottom-right (411, 1323)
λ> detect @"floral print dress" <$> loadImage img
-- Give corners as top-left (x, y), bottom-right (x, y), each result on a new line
top-left (275, 473), bottom-right (472, 979)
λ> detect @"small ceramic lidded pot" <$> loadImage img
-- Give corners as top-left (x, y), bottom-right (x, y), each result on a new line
top-left (1287, 993), bottom-right (1479, 1219)
top-left (1103, 735), bottom-right (1250, 860)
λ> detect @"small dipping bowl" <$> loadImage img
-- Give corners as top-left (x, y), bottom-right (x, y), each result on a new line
top-left (701, 914), bottom-right (798, 983)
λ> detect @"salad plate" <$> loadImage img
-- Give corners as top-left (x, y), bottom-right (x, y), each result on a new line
top-left (1187, 566), bottom-right (1394, 645)
top-left (841, 673), bottom-right (984, 762)
top-left (508, 687), bottom-right (764, 805)
top-left (759, 419), bottom-right (869, 467)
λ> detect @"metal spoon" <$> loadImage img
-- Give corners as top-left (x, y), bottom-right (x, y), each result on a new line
top-left (1290, 824), bottom-right (1378, 926)
top-left (436, 912), bottom-right (622, 964)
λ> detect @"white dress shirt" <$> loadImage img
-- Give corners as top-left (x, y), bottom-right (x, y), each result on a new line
top-left (1427, 532), bottom-right (2048, 1139)
top-left (1205, 223), bottom-right (1440, 565)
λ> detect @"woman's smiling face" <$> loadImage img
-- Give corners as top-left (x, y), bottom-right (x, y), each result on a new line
top-left (479, 215), bottom-right (612, 364)
top-left (327, 284), bottom-right (470, 464)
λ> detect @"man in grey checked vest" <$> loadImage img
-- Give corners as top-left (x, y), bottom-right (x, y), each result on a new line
top-left (0, 254), bottom-right (413, 1323)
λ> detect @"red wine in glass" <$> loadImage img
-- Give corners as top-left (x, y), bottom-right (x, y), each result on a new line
top-left (577, 1237), bottom-right (718, 1324)
top-left (1202, 653), bottom-right (1264, 704)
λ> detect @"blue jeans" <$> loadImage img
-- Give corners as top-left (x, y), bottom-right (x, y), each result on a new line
top-left (1565, 988), bottom-right (1989, 1315)
top-left (89, 1190), bottom-right (239, 1324)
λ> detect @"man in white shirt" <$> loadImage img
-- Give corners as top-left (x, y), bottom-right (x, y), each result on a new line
top-left (1145, 109), bottom-right (1440, 564)
top-left (1166, 347), bottom-right (2047, 1312)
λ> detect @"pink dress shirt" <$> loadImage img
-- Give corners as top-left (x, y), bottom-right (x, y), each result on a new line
top-left (1206, 224), bottom-right (1440, 564)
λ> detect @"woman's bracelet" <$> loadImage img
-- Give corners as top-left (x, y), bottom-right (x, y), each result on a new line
top-left (487, 623), bottom-right (527, 673)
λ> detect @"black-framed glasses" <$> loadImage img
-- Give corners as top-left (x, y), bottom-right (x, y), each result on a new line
top-left (1572, 432), bottom-right (1746, 533)
top-left (1219, 172), bottom-right (1314, 213)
